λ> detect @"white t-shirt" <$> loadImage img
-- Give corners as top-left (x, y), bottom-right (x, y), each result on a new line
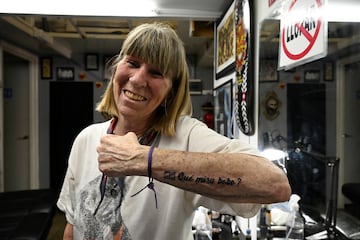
top-left (57, 116), bottom-right (260, 240)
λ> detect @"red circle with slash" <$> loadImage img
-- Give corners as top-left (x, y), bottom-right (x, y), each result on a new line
top-left (281, 0), bottom-right (323, 60)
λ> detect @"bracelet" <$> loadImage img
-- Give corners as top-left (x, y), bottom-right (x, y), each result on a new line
top-left (130, 145), bottom-right (158, 209)
top-left (147, 145), bottom-right (154, 181)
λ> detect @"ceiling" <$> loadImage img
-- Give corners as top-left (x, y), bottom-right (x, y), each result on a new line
top-left (0, 0), bottom-right (233, 68)
top-left (1, 0), bottom-right (360, 70)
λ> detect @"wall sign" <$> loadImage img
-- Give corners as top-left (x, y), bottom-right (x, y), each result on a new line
top-left (268, 0), bottom-right (277, 7)
top-left (279, 0), bottom-right (327, 70)
top-left (56, 67), bottom-right (75, 80)
top-left (304, 69), bottom-right (320, 82)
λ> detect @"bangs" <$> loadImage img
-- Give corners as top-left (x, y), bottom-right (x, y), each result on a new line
top-left (120, 23), bottom-right (184, 79)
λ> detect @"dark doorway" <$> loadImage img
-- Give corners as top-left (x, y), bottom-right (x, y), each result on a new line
top-left (3, 52), bottom-right (30, 191)
top-left (287, 84), bottom-right (326, 154)
top-left (50, 81), bottom-right (94, 193)
top-left (287, 83), bottom-right (326, 207)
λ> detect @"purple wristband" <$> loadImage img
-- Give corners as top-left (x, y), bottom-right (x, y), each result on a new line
top-left (148, 145), bottom-right (155, 181)
top-left (130, 145), bottom-right (158, 209)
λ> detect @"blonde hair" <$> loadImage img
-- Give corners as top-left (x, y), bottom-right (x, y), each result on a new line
top-left (96, 22), bottom-right (192, 136)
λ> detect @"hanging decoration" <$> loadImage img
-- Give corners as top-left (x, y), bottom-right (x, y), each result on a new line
top-left (234, 0), bottom-right (255, 135)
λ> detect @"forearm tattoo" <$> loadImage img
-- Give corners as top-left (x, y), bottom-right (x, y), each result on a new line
top-left (164, 171), bottom-right (242, 186)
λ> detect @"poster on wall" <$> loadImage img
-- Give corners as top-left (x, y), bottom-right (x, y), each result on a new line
top-left (234, 0), bottom-right (255, 136)
top-left (214, 79), bottom-right (233, 138)
top-left (215, 1), bottom-right (236, 79)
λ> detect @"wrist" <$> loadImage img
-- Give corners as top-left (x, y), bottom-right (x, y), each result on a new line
top-left (130, 145), bottom-right (158, 208)
top-left (126, 145), bottom-right (149, 176)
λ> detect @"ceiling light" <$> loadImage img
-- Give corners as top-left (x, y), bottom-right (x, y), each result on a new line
top-left (0, 0), bottom-right (157, 17)
top-left (154, 8), bottom-right (221, 20)
top-left (326, 2), bottom-right (360, 22)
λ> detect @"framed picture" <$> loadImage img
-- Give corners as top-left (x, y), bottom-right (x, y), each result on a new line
top-left (261, 90), bottom-right (282, 121)
top-left (215, 1), bottom-right (236, 79)
top-left (85, 53), bottom-right (99, 70)
top-left (56, 67), bottom-right (75, 80)
top-left (189, 79), bottom-right (203, 95)
top-left (40, 57), bottom-right (52, 79)
top-left (260, 59), bottom-right (278, 82)
top-left (324, 61), bottom-right (334, 81)
top-left (214, 79), bottom-right (233, 138)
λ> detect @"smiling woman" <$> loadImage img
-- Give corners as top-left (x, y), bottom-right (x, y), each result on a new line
top-left (55, 22), bottom-right (290, 240)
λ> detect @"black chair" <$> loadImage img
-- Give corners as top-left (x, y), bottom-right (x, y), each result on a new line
top-left (0, 189), bottom-right (57, 240)
top-left (342, 182), bottom-right (360, 219)
top-left (342, 182), bottom-right (360, 204)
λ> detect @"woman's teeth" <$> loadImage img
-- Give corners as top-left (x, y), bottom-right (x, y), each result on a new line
top-left (124, 90), bottom-right (145, 101)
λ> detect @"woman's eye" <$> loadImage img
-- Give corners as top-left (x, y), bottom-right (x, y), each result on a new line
top-left (127, 60), bottom-right (139, 68)
top-left (150, 70), bottom-right (163, 77)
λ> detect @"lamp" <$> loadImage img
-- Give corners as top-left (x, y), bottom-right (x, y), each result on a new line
top-left (260, 148), bottom-right (287, 174)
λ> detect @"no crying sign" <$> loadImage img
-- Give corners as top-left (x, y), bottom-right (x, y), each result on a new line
top-left (279, 0), bottom-right (327, 70)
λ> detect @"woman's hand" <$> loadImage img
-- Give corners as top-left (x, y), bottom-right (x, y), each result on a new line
top-left (97, 132), bottom-right (148, 177)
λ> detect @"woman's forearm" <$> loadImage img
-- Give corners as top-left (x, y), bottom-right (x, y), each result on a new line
top-left (63, 223), bottom-right (73, 240)
top-left (97, 134), bottom-right (291, 204)
top-left (151, 148), bottom-right (291, 203)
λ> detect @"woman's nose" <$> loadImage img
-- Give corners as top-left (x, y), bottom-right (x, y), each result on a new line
top-left (129, 67), bottom-right (148, 87)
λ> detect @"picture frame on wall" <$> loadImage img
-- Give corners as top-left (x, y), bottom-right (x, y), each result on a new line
top-left (85, 53), bottom-right (99, 70)
top-left (215, 1), bottom-right (236, 79)
top-left (324, 61), bottom-right (334, 81)
top-left (40, 57), bottom-right (52, 79)
top-left (214, 79), bottom-right (233, 138)
top-left (189, 79), bottom-right (203, 95)
top-left (260, 59), bottom-right (278, 82)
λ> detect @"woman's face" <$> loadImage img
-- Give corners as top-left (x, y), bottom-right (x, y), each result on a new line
top-left (112, 55), bottom-right (172, 122)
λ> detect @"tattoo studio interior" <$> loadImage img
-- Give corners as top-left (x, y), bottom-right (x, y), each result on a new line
top-left (0, 0), bottom-right (360, 239)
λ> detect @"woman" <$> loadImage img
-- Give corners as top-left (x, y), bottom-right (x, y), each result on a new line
top-left (57, 22), bottom-right (291, 240)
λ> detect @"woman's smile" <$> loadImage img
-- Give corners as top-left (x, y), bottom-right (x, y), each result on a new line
top-left (123, 90), bottom-right (146, 101)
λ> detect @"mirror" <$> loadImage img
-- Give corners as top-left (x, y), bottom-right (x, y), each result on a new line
top-left (258, 14), bottom-right (360, 225)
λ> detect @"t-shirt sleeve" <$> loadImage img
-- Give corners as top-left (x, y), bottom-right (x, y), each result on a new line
top-left (185, 117), bottom-right (259, 155)
top-left (56, 136), bottom-right (81, 225)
